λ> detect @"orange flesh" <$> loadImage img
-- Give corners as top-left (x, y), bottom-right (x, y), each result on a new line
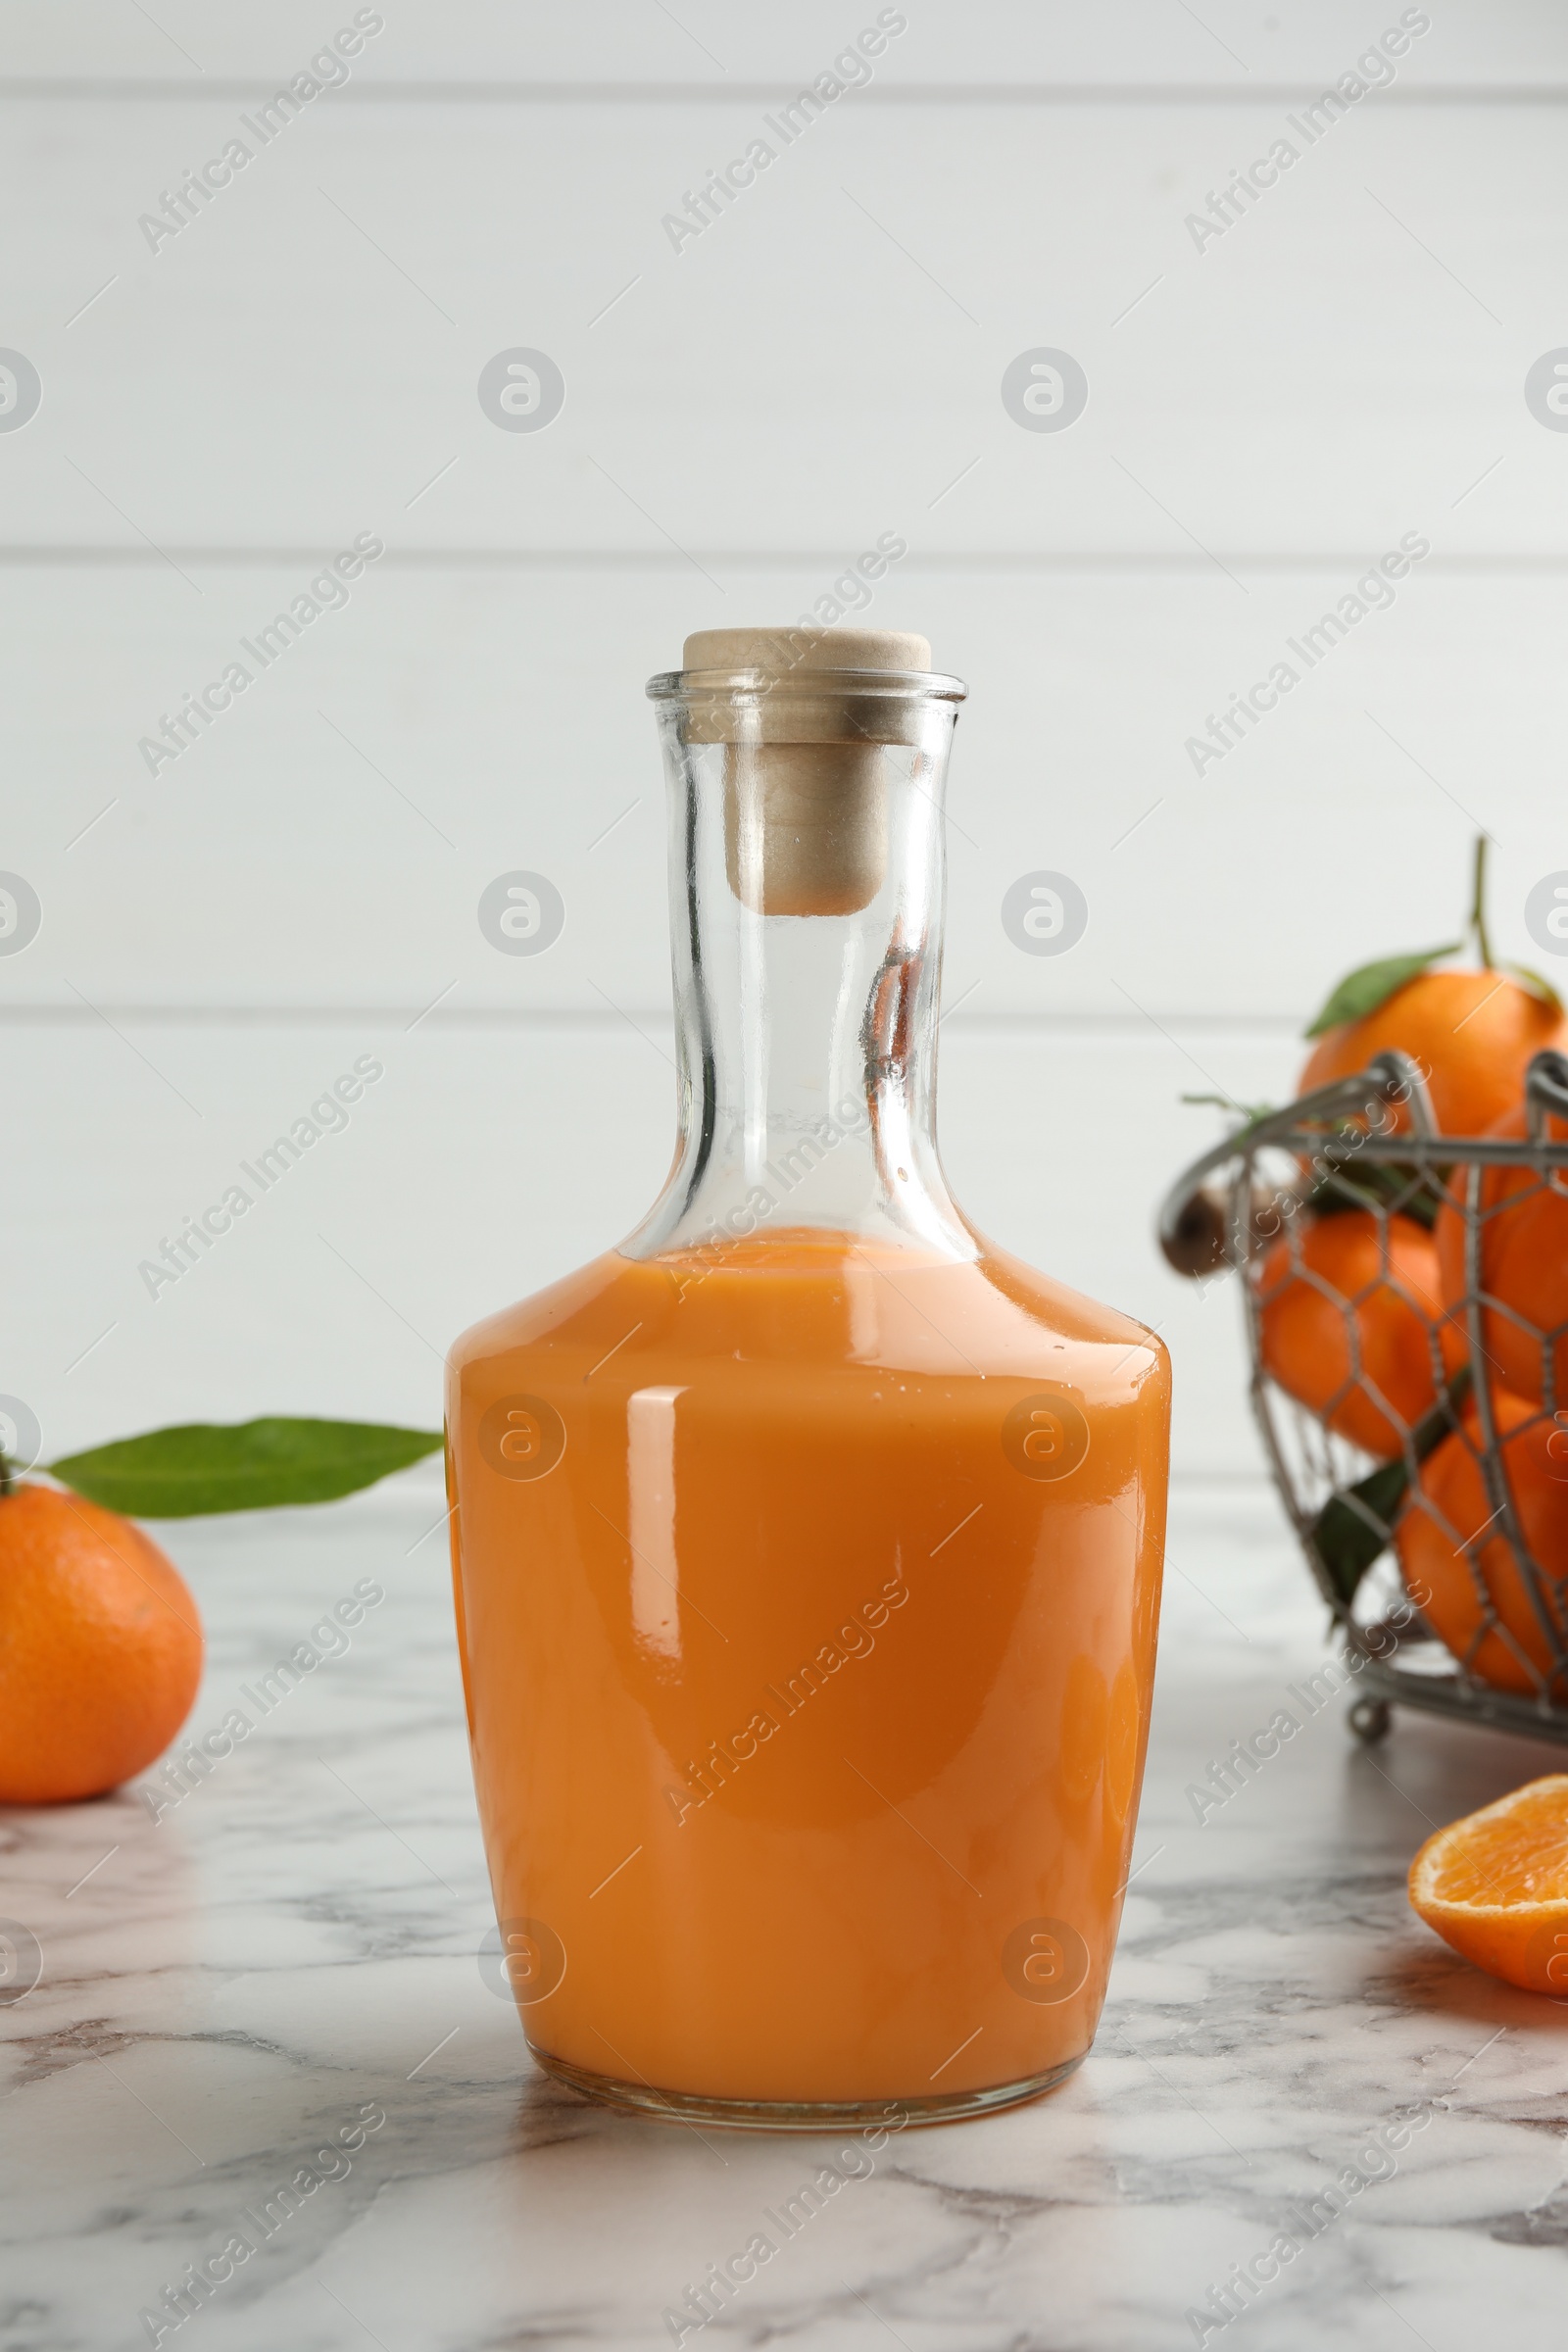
top-left (1417, 1780), bottom-right (1568, 1908)
top-left (447, 1231), bottom-right (1169, 2106)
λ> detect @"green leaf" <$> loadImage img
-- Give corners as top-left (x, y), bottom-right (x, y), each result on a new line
top-left (48, 1417), bottom-right (444, 1518)
top-left (1303, 944), bottom-right (1462, 1039)
top-left (1500, 961), bottom-right (1566, 1016)
top-left (1308, 1366), bottom-right (1470, 1605)
top-left (1313, 1459), bottom-right (1408, 1606)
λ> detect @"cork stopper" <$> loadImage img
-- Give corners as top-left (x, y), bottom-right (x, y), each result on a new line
top-left (681, 626), bottom-right (932, 918)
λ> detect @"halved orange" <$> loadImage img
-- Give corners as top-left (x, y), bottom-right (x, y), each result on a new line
top-left (1408, 1775), bottom-right (1568, 1992)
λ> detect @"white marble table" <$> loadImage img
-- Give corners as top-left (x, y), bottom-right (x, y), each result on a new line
top-left (5, 1470), bottom-right (1568, 2352)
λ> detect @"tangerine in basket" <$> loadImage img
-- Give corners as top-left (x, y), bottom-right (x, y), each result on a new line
top-left (1409, 1775), bottom-right (1568, 1993)
top-left (1300, 968), bottom-right (1567, 1140)
top-left (1434, 1090), bottom-right (1568, 1408)
top-left (1395, 1393), bottom-right (1568, 1694)
top-left (1258, 1210), bottom-right (1446, 1459)
top-left (0, 1484), bottom-right (203, 1803)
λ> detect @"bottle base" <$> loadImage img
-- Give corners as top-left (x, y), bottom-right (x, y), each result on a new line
top-left (529, 2044), bottom-right (1088, 2131)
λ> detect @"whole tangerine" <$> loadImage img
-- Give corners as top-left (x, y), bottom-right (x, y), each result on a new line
top-left (0, 1484), bottom-right (203, 1804)
top-left (1434, 1097), bottom-right (1568, 1408)
top-left (1257, 1210), bottom-right (1446, 1459)
top-left (1395, 1393), bottom-right (1568, 1694)
top-left (1299, 969), bottom-right (1567, 1139)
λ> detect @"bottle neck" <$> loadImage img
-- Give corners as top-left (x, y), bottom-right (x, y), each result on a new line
top-left (624, 681), bottom-right (972, 1264)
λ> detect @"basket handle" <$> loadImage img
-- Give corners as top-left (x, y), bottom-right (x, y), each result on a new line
top-left (1358, 1050), bottom-right (1438, 1139)
top-left (1156, 1049), bottom-right (1436, 1276)
top-left (1526, 1048), bottom-right (1568, 1140)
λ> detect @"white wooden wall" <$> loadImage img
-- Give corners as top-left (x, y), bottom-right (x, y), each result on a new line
top-left (4, 2), bottom-right (1565, 1478)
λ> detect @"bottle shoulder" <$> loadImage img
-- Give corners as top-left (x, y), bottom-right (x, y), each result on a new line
top-left (447, 1234), bottom-right (1168, 1403)
top-left (975, 1235), bottom-right (1170, 1365)
top-left (447, 1250), bottom-right (632, 1374)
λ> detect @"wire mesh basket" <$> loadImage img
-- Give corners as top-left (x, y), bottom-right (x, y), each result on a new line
top-left (1160, 1048), bottom-right (1568, 1745)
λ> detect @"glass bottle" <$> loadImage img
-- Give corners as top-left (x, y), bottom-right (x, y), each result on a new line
top-left (446, 628), bottom-right (1170, 2128)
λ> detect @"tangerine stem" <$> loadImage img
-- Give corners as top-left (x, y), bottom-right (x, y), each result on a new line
top-left (0, 1452), bottom-right (12, 1497)
top-left (1471, 832), bottom-right (1494, 969)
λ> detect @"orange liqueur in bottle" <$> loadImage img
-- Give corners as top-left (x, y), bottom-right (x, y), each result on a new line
top-left (447, 628), bottom-right (1170, 2125)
